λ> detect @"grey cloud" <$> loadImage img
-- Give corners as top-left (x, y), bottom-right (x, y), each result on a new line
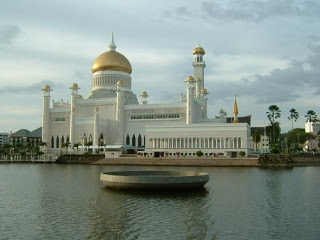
top-left (210, 40), bottom-right (320, 104)
top-left (0, 25), bottom-right (21, 44)
top-left (0, 80), bottom-right (56, 94)
top-left (169, 0), bottom-right (320, 22)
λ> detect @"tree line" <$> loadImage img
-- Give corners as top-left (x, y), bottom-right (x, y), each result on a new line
top-left (252, 105), bottom-right (318, 154)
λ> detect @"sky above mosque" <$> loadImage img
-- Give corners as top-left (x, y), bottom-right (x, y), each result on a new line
top-left (1, 0), bottom-right (320, 133)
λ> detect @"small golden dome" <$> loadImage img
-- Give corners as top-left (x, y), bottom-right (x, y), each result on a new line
top-left (117, 80), bottom-right (124, 85)
top-left (192, 45), bottom-right (205, 55)
top-left (42, 85), bottom-right (51, 91)
top-left (186, 76), bottom-right (195, 81)
top-left (77, 95), bottom-right (83, 99)
top-left (70, 83), bottom-right (78, 88)
top-left (141, 91), bottom-right (148, 97)
top-left (92, 50), bottom-right (132, 74)
top-left (201, 88), bottom-right (208, 94)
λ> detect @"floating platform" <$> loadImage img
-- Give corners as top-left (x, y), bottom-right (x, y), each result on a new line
top-left (100, 171), bottom-right (209, 189)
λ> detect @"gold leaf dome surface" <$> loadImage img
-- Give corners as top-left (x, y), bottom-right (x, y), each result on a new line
top-left (186, 76), bottom-right (195, 81)
top-left (92, 50), bottom-right (132, 74)
top-left (201, 88), bottom-right (208, 94)
top-left (192, 46), bottom-right (205, 55)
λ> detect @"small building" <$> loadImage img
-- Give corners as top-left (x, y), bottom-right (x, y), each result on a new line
top-left (9, 127), bottom-right (42, 146)
top-left (251, 127), bottom-right (269, 154)
top-left (0, 132), bottom-right (9, 147)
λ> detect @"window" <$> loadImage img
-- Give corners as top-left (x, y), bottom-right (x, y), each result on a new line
top-left (54, 117), bottom-right (66, 123)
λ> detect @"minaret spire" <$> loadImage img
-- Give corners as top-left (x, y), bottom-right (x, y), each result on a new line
top-left (108, 32), bottom-right (117, 51)
top-left (233, 95), bottom-right (239, 123)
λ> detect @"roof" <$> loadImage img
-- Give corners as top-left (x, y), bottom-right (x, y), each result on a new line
top-left (29, 127), bottom-right (42, 137)
top-left (226, 115), bottom-right (251, 126)
top-left (10, 127), bottom-right (42, 138)
top-left (251, 127), bottom-right (266, 135)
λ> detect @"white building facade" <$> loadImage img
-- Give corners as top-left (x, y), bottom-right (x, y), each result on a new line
top-left (42, 36), bottom-right (251, 157)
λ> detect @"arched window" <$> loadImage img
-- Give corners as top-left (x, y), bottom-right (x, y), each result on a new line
top-left (126, 134), bottom-right (130, 145)
top-left (132, 134), bottom-right (136, 146)
top-left (61, 136), bottom-right (65, 147)
top-left (138, 134), bottom-right (142, 147)
top-left (56, 136), bottom-right (60, 148)
top-left (66, 136), bottom-right (70, 144)
top-left (51, 136), bottom-right (54, 148)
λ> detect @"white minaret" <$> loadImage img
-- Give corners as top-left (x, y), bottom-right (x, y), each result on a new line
top-left (42, 85), bottom-right (52, 147)
top-left (140, 91), bottom-right (149, 104)
top-left (93, 107), bottom-right (99, 149)
top-left (116, 80), bottom-right (124, 144)
top-left (192, 44), bottom-right (206, 97)
top-left (200, 88), bottom-right (209, 118)
top-left (185, 76), bottom-right (196, 124)
top-left (69, 83), bottom-right (80, 147)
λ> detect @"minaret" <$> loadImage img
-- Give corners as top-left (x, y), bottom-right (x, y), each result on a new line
top-left (93, 107), bottom-right (99, 151)
top-left (140, 91), bottom-right (149, 104)
top-left (192, 44), bottom-right (206, 97)
top-left (200, 88), bottom-right (209, 118)
top-left (42, 85), bottom-right (52, 147)
top-left (69, 83), bottom-right (80, 147)
top-left (185, 76), bottom-right (196, 124)
top-left (233, 95), bottom-right (239, 123)
top-left (116, 80), bottom-right (124, 144)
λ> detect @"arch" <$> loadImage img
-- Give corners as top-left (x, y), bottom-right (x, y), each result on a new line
top-left (238, 137), bottom-right (242, 148)
top-left (132, 134), bottom-right (136, 146)
top-left (126, 134), bottom-right (130, 145)
top-left (51, 136), bottom-right (54, 148)
top-left (138, 134), bottom-right (142, 147)
top-left (61, 136), bottom-right (65, 146)
top-left (56, 136), bottom-right (60, 148)
top-left (66, 136), bottom-right (70, 144)
top-left (144, 136), bottom-right (145, 146)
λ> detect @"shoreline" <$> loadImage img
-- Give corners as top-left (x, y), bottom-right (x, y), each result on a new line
top-left (2, 156), bottom-right (320, 167)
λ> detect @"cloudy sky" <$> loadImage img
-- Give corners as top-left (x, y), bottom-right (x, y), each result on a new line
top-left (1, 0), bottom-right (320, 133)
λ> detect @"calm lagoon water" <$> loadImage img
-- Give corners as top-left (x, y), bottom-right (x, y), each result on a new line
top-left (0, 164), bottom-right (319, 240)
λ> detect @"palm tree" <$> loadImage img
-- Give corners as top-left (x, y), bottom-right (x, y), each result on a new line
top-left (288, 108), bottom-right (299, 130)
top-left (305, 110), bottom-right (317, 122)
top-left (266, 105), bottom-right (281, 143)
top-left (73, 142), bottom-right (81, 153)
top-left (61, 142), bottom-right (71, 153)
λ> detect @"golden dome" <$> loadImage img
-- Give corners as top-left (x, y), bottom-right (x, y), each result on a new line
top-left (186, 76), bottom-right (195, 81)
top-left (201, 88), bottom-right (208, 94)
top-left (42, 85), bottom-right (51, 91)
top-left (70, 83), bottom-right (79, 88)
top-left (92, 50), bottom-right (132, 74)
top-left (117, 80), bottom-right (124, 85)
top-left (192, 45), bottom-right (205, 55)
top-left (77, 95), bottom-right (83, 99)
top-left (141, 91), bottom-right (148, 97)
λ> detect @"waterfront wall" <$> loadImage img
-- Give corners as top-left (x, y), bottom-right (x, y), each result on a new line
top-left (56, 154), bottom-right (105, 163)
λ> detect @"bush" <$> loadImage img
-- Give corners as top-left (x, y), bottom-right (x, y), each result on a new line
top-left (196, 150), bottom-right (204, 157)
top-left (238, 151), bottom-right (246, 157)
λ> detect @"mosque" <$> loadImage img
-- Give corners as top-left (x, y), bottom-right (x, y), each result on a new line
top-left (41, 35), bottom-right (251, 157)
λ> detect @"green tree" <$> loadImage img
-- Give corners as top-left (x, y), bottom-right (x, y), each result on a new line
top-left (305, 110), bottom-right (317, 122)
top-left (266, 105), bottom-right (281, 143)
top-left (288, 108), bottom-right (299, 130)
top-left (285, 128), bottom-right (315, 153)
top-left (73, 142), bottom-right (81, 153)
top-left (196, 150), bottom-right (204, 157)
top-left (266, 122), bottom-right (281, 144)
top-left (62, 142), bottom-right (71, 153)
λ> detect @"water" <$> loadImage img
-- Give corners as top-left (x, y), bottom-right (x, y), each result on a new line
top-left (0, 164), bottom-right (319, 240)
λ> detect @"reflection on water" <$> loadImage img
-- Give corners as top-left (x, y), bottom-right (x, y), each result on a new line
top-left (0, 164), bottom-right (320, 240)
